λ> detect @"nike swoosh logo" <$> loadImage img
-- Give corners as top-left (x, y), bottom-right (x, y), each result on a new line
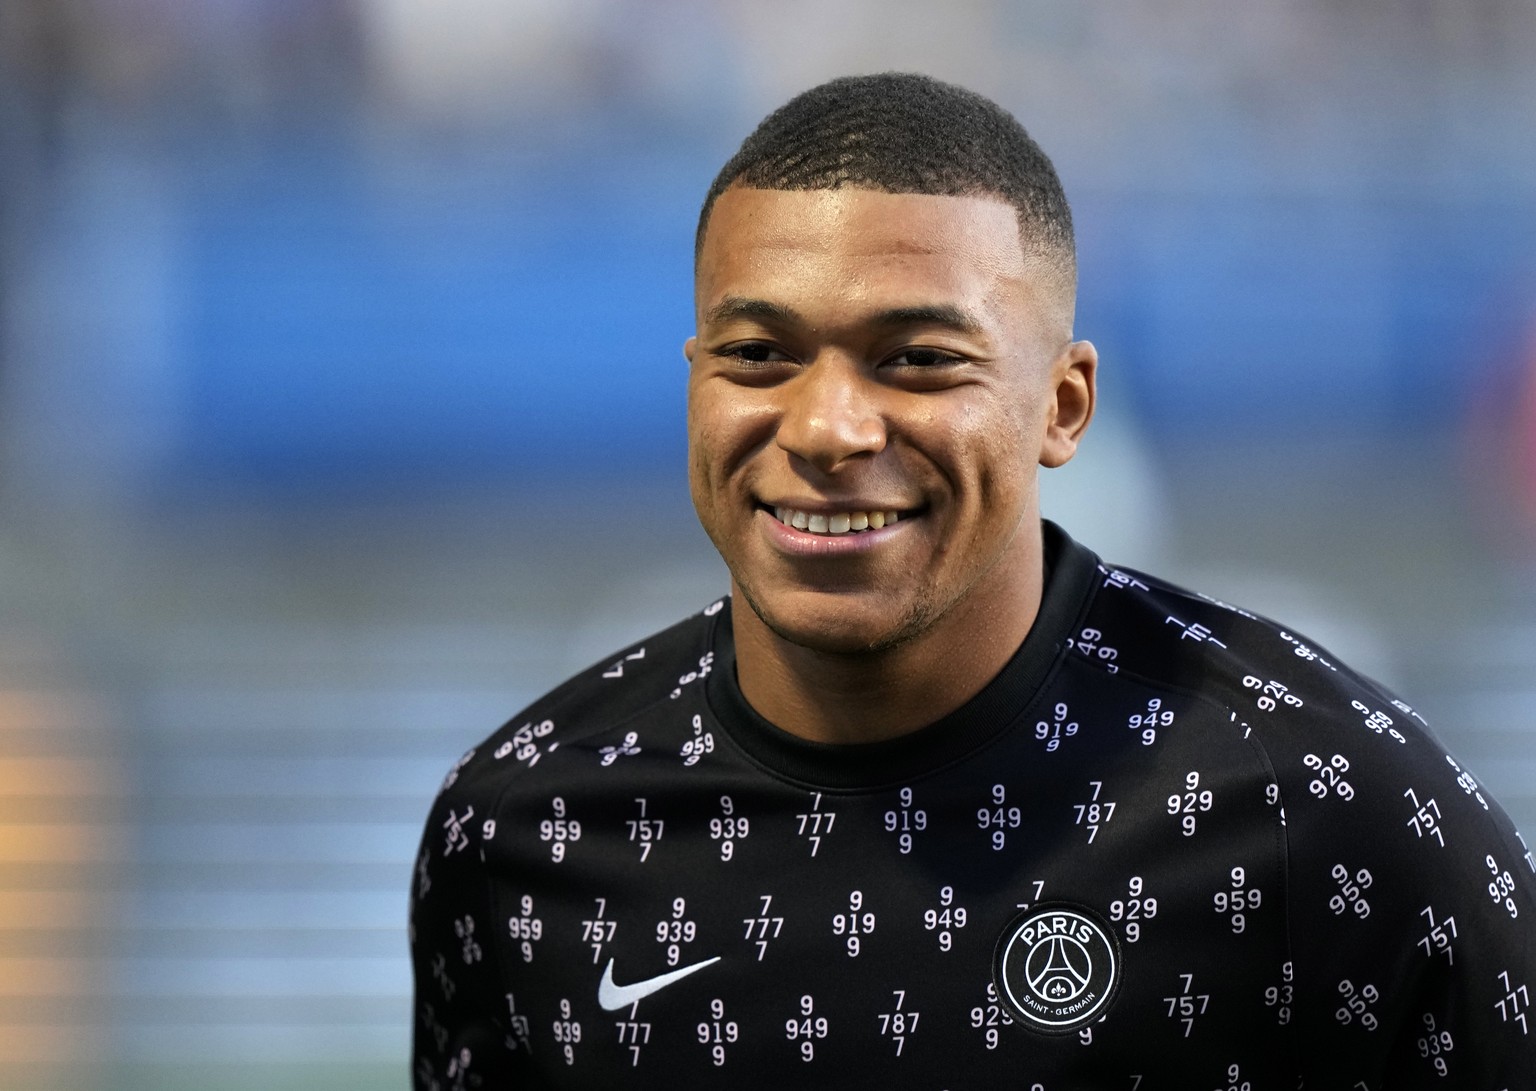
top-left (598, 955), bottom-right (721, 1011)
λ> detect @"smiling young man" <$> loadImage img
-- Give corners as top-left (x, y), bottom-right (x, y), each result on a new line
top-left (411, 75), bottom-right (1535, 1089)
top-left (686, 184), bottom-right (1094, 744)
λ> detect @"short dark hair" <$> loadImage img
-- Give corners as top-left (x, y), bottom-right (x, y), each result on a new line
top-left (696, 72), bottom-right (1074, 282)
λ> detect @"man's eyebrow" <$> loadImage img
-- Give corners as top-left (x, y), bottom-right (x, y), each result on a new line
top-left (869, 304), bottom-right (985, 336)
top-left (703, 296), bottom-right (803, 327)
top-left (704, 298), bottom-right (985, 335)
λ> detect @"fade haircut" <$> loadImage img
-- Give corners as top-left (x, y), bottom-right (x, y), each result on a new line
top-left (696, 72), bottom-right (1075, 287)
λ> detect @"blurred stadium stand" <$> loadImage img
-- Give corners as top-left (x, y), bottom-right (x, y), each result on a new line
top-left (1, 1), bottom-right (1534, 1087)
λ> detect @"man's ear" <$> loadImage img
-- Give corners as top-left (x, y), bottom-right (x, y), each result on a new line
top-left (683, 336), bottom-right (697, 363)
top-left (1039, 340), bottom-right (1097, 468)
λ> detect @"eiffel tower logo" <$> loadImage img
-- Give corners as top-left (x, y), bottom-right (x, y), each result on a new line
top-left (1025, 932), bottom-right (1093, 1004)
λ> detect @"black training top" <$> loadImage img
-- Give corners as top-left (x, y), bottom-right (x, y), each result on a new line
top-left (410, 522), bottom-right (1536, 1089)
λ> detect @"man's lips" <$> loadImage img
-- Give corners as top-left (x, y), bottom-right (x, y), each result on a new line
top-left (768, 503), bottom-right (904, 536)
top-left (755, 503), bottom-right (920, 556)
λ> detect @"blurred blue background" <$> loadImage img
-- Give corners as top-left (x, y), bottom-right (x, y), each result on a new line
top-left (2, 1), bottom-right (1535, 1087)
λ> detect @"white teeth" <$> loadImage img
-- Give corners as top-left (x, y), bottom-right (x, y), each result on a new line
top-left (771, 506), bottom-right (907, 536)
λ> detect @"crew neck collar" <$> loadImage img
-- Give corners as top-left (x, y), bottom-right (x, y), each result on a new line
top-left (703, 520), bottom-right (1100, 791)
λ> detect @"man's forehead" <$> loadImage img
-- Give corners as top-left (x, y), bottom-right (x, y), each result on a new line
top-left (699, 186), bottom-right (1025, 258)
top-left (693, 186), bottom-right (1062, 329)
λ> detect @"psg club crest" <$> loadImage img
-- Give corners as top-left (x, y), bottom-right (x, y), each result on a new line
top-left (992, 903), bottom-right (1121, 1033)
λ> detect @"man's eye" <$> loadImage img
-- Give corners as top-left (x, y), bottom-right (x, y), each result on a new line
top-left (719, 342), bottom-right (790, 366)
top-left (886, 348), bottom-right (961, 369)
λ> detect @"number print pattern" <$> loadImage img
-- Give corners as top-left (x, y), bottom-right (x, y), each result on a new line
top-left (410, 533), bottom-right (1536, 1087)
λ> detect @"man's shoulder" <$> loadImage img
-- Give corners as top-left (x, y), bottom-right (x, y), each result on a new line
top-left (1073, 554), bottom-right (1517, 856)
top-left (1073, 556), bottom-right (1430, 742)
top-left (429, 597), bottom-right (727, 803)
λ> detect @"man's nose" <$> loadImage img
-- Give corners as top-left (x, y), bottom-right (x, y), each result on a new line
top-left (774, 359), bottom-right (887, 474)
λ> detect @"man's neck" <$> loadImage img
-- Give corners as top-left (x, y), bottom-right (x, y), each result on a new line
top-left (730, 545), bottom-right (1046, 745)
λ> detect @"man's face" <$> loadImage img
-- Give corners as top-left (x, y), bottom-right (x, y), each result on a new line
top-left (686, 186), bottom-right (1092, 656)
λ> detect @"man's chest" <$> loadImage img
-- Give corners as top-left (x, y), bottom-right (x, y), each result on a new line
top-left (468, 723), bottom-right (1296, 1088)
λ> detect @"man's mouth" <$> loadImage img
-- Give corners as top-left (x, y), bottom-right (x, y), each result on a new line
top-left (770, 506), bottom-right (903, 536)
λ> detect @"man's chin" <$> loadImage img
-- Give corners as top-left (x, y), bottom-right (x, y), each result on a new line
top-left (739, 584), bottom-right (928, 657)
